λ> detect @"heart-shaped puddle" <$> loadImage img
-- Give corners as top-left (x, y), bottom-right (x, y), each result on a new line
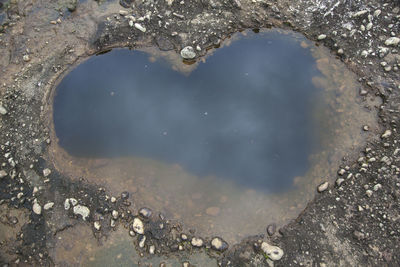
top-left (50, 30), bottom-right (378, 243)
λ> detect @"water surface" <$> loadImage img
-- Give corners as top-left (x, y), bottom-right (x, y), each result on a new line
top-left (54, 31), bottom-right (321, 192)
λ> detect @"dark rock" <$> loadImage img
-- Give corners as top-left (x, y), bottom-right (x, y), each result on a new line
top-left (119, 0), bottom-right (134, 8)
top-left (267, 223), bottom-right (276, 236)
top-left (121, 191), bottom-right (129, 200)
top-left (139, 207), bottom-right (152, 218)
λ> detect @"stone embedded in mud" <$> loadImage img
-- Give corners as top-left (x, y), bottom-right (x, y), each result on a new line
top-left (69, 198), bottom-right (78, 206)
top-left (180, 233), bottom-right (188, 241)
top-left (267, 224), bottom-right (276, 236)
top-left (32, 202), bottom-right (42, 215)
top-left (261, 242), bottom-right (284, 261)
top-left (138, 235), bottom-right (146, 248)
top-left (121, 191), bottom-right (129, 199)
top-left (336, 178), bottom-right (345, 187)
top-left (381, 129), bottom-right (392, 139)
top-left (317, 182), bottom-right (329, 193)
top-left (43, 168), bottom-right (51, 177)
top-left (132, 217), bottom-right (144, 234)
top-left (0, 105), bottom-right (8, 115)
top-left (317, 34), bottom-right (327, 40)
top-left (0, 170), bottom-right (7, 178)
top-left (64, 198), bottom-right (71, 210)
top-left (119, 10), bottom-right (129, 16)
top-left (149, 245), bottom-right (155, 254)
top-left (112, 210), bottom-right (119, 219)
top-left (94, 221), bottom-right (101, 230)
top-left (134, 23), bottom-right (146, 33)
top-left (43, 202), bottom-right (54, 210)
top-left (180, 46), bottom-right (196, 59)
top-left (73, 205), bottom-right (90, 220)
top-left (384, 37), bottom-right (400, 47)
top-left (191, 237), bottom-right (204, 247)
top-left (211, 237), bottom-right (229, 252)
top-left (352, 10), bottom-right (368, 18)
top-left (139, 207), bottom-right (152, 218)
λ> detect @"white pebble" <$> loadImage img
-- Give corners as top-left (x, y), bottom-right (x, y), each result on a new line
top-left (318, 182), bottom-right (329, 192)
top-left (132, 218), bottom-right (144, 234)
top-left (261, 242), bottom-right (284, 261)
top-left (33, 202), bottom-right (42, 215)
top-left (43, 202), bottom-right (54, 210)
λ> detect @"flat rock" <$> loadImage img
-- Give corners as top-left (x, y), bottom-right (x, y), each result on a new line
top-left (73, 205), bottom-right (90, 220)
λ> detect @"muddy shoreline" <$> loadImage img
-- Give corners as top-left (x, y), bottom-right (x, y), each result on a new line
top-left (0, 0), bottom-right (399, 266)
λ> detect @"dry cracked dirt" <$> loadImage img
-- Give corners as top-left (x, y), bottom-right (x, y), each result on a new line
top-left (0, 0), bottom-right (400, 266)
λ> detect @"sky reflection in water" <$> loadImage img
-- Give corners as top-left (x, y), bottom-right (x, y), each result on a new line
top-left (54, 32), bottom-right (322, 192)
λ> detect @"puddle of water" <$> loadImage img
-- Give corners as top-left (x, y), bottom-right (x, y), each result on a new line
top-left (54, 31), bottom-right (320, 192)
top-left (49, 29), bottom-right (379, 244)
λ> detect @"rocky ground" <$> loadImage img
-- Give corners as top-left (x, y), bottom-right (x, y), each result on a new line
top-left (0, 0), bottom-right (399, 266)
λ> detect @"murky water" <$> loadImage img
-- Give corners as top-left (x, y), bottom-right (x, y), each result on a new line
top-left (50, 225), bottom-right (216, 267)
top-left (54, 31), bottom-right (320, 192)
top-left (49, 30), bottom-right (379, 244)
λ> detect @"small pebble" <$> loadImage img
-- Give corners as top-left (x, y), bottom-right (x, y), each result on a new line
top-left (211, 237), bottom-right (228, 252)
top-left (0, 105), bottom-right (7, 115)
top-left (139, 207), bottom-right (152, 218)
top-left (261, 242), bottom-right (284, 261)
top-left (33, 202), bottom-right (42, 215)
top-left (381, 130), bottom-right (392, 139)
top-left (0, 170), bottom-right (7, 178)
top-left (43, 168), bottom-right (51, 177)
top-left (318, 182), bottom-right (329, 192)
top-left (267, 223), bottom-right (276, 236)
top-left (94, 221), bottom-right (101, 230)
top-left (191, 237), bottom-right (204, 247)
top-left (43, 202), bottom-right (54, 210)
top-left (132, 218), bottom-right (144, 234)
top-left (134, 23), bottom-right (146, 33)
